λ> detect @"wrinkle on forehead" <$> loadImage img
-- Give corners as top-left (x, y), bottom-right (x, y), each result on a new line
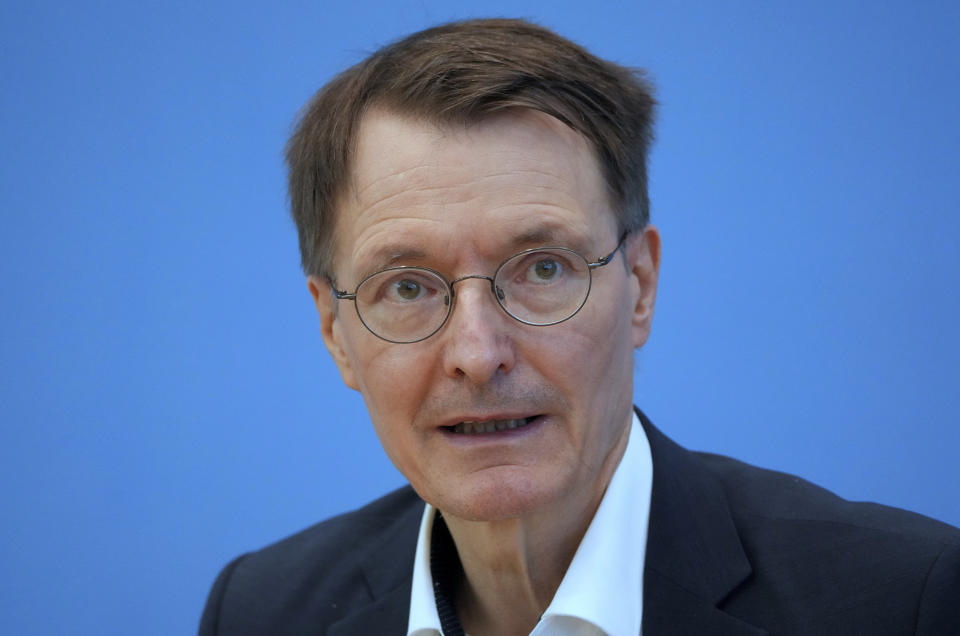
top-left (348, 108), bottom-right (599, 202)
top-left (354, 168), bottom-right (588, 231)
top-left (334, 108), bottom-right (615, 279)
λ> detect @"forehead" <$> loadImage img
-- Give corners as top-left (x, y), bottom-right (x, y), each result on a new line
top-left (333, 108), bottom-right (616, 277)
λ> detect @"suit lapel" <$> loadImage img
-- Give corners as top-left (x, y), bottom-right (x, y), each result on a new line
top-left (329, 582), bottom-right (412, 636)
top-left (643, 569), bottom-right (766, 636)
top-left (638, 410), bottom-right (767, 635)
top-left (329, 498), bottom-right (424, 636)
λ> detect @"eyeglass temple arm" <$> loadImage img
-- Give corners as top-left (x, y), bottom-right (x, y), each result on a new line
top-left (587, 231), bottom-right (630, 269)
top-left (327, 278), bottom-right (357, 301)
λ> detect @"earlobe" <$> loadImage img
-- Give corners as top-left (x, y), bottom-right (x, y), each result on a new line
top-left (307, 275), bottom-right (360, 390)
top-left (628, 225), bottom-right (661, 348)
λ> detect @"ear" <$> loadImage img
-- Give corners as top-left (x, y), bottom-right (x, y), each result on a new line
top-left (307, 275), bottom-right (360, 390)
top-left (626, 225), bottom-right (661, 348)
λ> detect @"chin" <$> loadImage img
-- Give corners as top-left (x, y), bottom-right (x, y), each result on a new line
top-left (421, 467), bottom-right (565, 522)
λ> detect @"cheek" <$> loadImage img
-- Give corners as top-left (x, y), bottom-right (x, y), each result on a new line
top-left (348, 342), bottom-right (437, 457)
top-left (552, 290), bottom-right (636, 408)
top-left (341, 314), bottom-right (428, 402)
top-left (567, 289), bottom-right (635, 360)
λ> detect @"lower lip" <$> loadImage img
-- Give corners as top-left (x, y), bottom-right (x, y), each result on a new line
top-left (439, 415), bottom-right (545, 445)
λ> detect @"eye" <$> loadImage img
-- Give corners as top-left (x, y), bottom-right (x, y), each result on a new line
top-left (499, 250), bottom-right (577, 288)
top-left (365, 269), bottom-right (444, 305)
top-left (393, 278), bottom-right (424, 301)
top-left (521, 255), bottom-right (567, 285)
top-left (531, 258), bottom-right (561, 281)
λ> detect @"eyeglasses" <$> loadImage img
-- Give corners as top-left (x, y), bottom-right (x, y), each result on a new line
top-left (331, 232), bottom-right (629, 344)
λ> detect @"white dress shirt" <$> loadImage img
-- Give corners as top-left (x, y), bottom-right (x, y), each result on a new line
top-left (407, 412), bottom-right (653, 636)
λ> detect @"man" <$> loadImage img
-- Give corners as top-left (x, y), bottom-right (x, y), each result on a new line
top-left (200, 19), bottom-right (960, 635)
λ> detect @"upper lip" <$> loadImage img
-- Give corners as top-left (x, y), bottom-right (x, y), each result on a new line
top-left (437, 413), bottom-right (540, 428)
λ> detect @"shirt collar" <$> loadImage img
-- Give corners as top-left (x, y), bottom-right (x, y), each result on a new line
top-left (408, 502), bottom-right (443, 636)
top-left (407, 412), bottom-right (653, 636)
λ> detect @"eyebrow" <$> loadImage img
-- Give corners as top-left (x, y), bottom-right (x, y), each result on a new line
top-left (354, 225), bottom-right (588, 281)
top-left (357, 246), bottom-right (430, 279)
top-left (507, 225), bottom-right (591, 254)
top-left (508, 227), bottom-right (562, 248)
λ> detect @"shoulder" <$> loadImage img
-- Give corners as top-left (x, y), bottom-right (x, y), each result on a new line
top-left (696, 451), bottom-right (960, 544)
top-left (696, 452), bottom-right (960, 633)
top-left (199, 485), bottom-right (424, 636)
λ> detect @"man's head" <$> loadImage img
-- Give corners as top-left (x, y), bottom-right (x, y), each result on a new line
top-left (291, 19), bottom-right (661, 522)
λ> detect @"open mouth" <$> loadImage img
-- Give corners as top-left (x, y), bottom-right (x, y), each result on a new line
top-left (444, 416), bottom-right (539, 435)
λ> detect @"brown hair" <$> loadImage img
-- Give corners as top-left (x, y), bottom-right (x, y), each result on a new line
top-left (286, 18), bottom-right (656, 278)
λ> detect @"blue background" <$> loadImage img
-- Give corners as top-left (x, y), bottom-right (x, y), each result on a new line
top-left (2, 2), bottom-right (958, 634)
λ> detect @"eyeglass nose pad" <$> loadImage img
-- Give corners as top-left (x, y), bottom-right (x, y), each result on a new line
top-left (444, 294), bottom-right (450, 307)
top-left (495, 285), bottom-right (505, 301)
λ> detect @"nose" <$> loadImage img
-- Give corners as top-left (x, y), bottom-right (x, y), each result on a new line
top-left (440, 277), bottom-right (515, 383)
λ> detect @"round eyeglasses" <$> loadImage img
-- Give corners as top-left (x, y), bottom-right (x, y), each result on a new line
top-left (331, 232), bottom-right (629, 344)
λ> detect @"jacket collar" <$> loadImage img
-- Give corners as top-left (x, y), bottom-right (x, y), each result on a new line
top-left (638, 408), bottom-right (767, 635)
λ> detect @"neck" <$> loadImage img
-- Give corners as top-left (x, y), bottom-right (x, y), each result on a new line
top-left (442, 420), bottom-right (631, 636)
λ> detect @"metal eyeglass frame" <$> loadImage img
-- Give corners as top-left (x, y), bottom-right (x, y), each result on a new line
top-left (330, 231), bottom-right (630, 344)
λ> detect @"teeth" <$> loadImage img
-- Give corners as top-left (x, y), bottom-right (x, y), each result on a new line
top-left (452, 418), bottom-right (533, 435)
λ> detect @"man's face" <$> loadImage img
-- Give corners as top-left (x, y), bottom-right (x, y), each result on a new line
top-left (309, 108), bottom-right (660, 521)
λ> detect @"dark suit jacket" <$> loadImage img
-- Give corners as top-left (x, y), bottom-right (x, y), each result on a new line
top-left (200, 412), bottom-right (960, 635)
